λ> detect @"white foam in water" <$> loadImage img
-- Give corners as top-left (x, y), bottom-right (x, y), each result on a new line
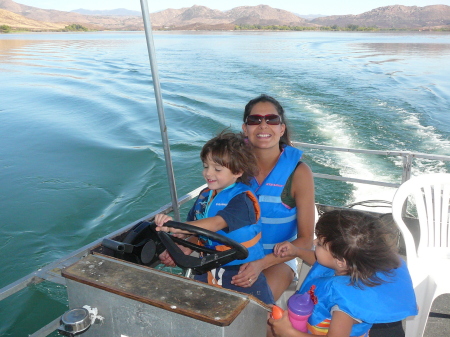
top-left (400, 109), bottom-right (450, 153)
top-left (303, 101), bottom-right (396, 211)
top-left (389, 108), bottom-right (449, 180)
top-left (302, 99), bottom-right (449, 212)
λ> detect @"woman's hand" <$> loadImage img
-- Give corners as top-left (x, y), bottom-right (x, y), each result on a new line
top-left (231, 260), bottom-right (264, 288)
top-left (274, 241), bottom-right (299, 259)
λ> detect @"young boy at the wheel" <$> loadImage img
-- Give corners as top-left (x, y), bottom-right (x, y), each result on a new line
top-left (155, 131), bottom-right (274, 304)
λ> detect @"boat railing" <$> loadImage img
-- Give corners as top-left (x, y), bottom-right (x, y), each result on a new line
top-left (294, 141), bottom-right (450, 189)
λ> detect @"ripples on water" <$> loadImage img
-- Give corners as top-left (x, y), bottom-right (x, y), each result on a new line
top-left (0, 31), bottom-right (449, 335)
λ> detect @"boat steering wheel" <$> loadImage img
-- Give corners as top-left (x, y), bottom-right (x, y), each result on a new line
top-left (102, 220), bottom-right (248, 275)
top-left (157, 220), bottom-right (249, 274)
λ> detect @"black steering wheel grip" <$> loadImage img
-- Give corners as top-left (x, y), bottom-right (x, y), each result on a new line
top-left (156, 220), bottom-right (249, 274)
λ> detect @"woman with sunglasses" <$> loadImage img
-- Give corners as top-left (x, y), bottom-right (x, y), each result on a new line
top-left (231, 94), bottom-right (316, 302)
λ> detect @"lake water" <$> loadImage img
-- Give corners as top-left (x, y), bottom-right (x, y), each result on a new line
top-left (0, 31), bottom-right (449, 336)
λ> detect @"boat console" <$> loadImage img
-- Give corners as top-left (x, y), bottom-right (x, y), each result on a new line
top-left (59, 220), bottom-right (269, 336)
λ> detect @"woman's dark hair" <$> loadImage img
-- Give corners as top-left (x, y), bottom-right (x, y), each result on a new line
top-left (200, 130), bottom-right (259, 185)
top-left (243, 94), bottom-right (291, 147)
top-left (315, 209), bottom-right (400, 287)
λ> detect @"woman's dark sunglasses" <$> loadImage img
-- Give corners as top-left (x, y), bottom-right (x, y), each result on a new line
top-left (245, 114), bottom-right (282, 126)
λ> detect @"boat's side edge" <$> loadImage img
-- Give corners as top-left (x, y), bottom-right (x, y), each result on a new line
top-left (28, 317), bottom-right (61, 337)
top-left (0, 184), bottom-right (207, 302)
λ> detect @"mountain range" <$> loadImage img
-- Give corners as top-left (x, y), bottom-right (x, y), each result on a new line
top-left (1, 0), bottom-right (449, 31)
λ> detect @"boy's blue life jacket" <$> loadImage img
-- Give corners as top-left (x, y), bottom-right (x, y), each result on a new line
top-left (192, 182), bottom-right (265, 266)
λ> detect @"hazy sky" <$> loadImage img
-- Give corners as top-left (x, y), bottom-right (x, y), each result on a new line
top-left (13, 0), bottom-right (449, 15)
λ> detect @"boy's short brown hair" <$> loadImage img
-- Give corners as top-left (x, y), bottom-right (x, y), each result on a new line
top-left (200, 131), bottom-right (258, 185)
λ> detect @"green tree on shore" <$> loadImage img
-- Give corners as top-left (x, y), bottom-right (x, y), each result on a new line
top-left (64, 24), bottom-right (88, 32)
top-left (0, 25), bottom-right (11, 33)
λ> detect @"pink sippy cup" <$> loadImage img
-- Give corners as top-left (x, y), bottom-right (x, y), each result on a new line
top-left (287, 292), bottom-right (315, 332)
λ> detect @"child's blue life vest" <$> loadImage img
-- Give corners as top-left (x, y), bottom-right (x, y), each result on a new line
top-left (192, 182), bottom-right (265, 266)
top-left (299, 260), bottom-right (418, 336)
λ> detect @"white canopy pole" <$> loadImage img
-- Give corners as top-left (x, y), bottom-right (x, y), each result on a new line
top-left (140, 0), bottom-right (180, 221)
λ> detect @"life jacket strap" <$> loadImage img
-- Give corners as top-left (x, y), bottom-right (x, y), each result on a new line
top-left (214, 232), bottom-right (262, 252)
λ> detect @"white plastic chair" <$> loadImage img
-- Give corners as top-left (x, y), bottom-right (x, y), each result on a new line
top-left (391, 173), bottom-right (450, 337)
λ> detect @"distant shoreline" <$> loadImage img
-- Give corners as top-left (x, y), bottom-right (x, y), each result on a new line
top-left (3, 29), bottom-right (450, 34)
top-left (3, 25), bottom-right (450, 34)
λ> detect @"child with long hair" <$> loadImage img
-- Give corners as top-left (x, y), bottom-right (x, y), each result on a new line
top-left (269, 209), bottom-right (417, 337)
top-left (155, 131), bottom-right (274, 304)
